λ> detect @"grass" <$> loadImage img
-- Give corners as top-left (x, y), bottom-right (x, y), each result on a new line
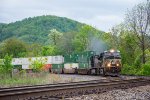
top-left (0, 72), bottom-right (77, 88)
top-left (0, 72), bottom-right (48, 88)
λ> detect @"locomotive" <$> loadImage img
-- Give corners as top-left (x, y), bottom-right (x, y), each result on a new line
top-left (89, 49), bottom-right (122, 76)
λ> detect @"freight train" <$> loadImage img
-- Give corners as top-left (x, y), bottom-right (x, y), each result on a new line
top-left (0, 49), bottom-right (122, 76)
top-left (62, 49), bottom-right (122, 76)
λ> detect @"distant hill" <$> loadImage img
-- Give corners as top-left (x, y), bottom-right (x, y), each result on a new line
top-left (0, 15), bottom-right (103, 45)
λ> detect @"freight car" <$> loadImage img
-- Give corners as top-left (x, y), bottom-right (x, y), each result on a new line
top-left (62, 54), bottom-right (78, 74)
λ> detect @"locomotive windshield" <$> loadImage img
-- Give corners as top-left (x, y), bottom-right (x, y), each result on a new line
top-left (104, 52), bottom-right (121, 59)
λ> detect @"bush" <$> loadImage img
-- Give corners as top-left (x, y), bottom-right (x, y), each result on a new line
top-left (137, 63), bottom-right (150, 76)
top-left (30, 58), bottom-right (46, 72)
top-left (121, 64), bottom-right (138, 75)
top-left (121, 63), bottom-right (150, 76)
top-left (0, 54), bottom-right (13, 78)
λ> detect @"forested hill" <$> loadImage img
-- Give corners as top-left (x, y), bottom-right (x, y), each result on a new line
top-left (0, 15), bottom-right (101, 45)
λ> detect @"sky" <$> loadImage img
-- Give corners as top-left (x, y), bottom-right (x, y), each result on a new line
top-left (0, 0), bottom-right (144, 32)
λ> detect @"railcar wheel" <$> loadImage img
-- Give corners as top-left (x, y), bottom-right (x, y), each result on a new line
top-left (62, 69), bottom-right (64, 74)
top-left (91, 69), bottom-right (96, 75)
top-left (95, 69), bottom-right (99, 75)
top-left (49, 68), bottom-right (52, 73)
top-left (87, 69), bottom-right (91, 75)
top-left (100, 68), bottom-right (105, 76)
top-left (75, 68), bottom-right (78, 74)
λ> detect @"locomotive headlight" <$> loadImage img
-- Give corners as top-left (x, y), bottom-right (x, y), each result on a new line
top-left (110, 49), bottom-right (115, 53)
top-left (116, 63), bottom-right (119, 67)
top-left (107, 63), bottom-right (111, 67)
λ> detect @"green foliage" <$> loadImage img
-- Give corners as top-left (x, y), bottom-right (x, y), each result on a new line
top-left (42, 45), bottom-right (60, 56)
top-left (0, 15), bottom-right (83, 45)
top-left (121, 64), bottom-right (138, 75)
top-left (58, 32), bottom-right (76, 54)
top-left (0, 72), bottom-right (49, 87)
top-left (145, 49), bottom-right (150, 63)
top-left (134, 54), bottom-right (142, 67)
top-left (30, 58), bottom-right (46, 72)
top-left (48, 29), bottom-right (63, 45)
top-left (0, 15), bottom-right (104, 57)
top-left (139, 63), bottom-right (150, 76)
top-left (3, 54), bottom-right (13, 72)
top-left (0, 54), bottom-right (13, 78)
top-left (26, 43), bottom-right (43, 57)
top-left (121, 63), bottom-right (150, 76)
top-left (73, 25), bottom-right (100, 53)
top-left (103, 22), bottom-right (150, 76)
top-left (0, 38), bottom-right (27, 58)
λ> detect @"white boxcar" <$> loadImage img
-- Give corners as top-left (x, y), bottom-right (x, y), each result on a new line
top-left (47, 56), bottom-right (52, 64)
top-left (22, 65), bottom-right (30, 69)
top-left (21, 58), bottom-right (31, 65)
top-left (21, 56), bottom-right (54, 65)
top-left (52, 56), bottom-right (64, 64)
top-left (12, 58), bottom-right (22, 65)
top-left (5, 55), bottom-right (64, 69)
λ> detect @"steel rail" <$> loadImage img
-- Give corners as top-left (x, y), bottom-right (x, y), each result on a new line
top-left (0, 78), bottom-right (149, 100)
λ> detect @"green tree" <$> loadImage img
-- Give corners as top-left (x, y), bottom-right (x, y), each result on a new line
top-left (103, 24), bottom-right (141, 66)
top-left (2, 54), bottom-right (13, 77)
top-left (26, 43), bottom-right (42, 57)
top-left (42, 45), bottom-right (58, 56)
top-left (73, 25), bottom-right (95, 52)
top-left (48, 29), bottom-right (63, 46)
top-left (59, 31), bottom-right (76, 54)
top-left (125, 0), bottom-right (150, 64)
top-left (1, 38), bottom-right (27, 58)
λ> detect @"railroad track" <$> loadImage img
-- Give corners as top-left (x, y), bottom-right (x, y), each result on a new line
top-left (120, 74), bottom-right (150, 80)
top-left (0, 78), bottom-right (150, 100)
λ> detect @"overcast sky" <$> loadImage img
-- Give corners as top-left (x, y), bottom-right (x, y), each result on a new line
top-left (0, 0), bottom-right (144, 32)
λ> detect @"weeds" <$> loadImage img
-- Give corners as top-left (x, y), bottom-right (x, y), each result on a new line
top-left (0, 72), bottom-right (48, 88)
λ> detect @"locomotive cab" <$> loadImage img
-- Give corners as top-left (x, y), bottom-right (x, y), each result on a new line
top-left (102, 49), bottom-right (122, 75)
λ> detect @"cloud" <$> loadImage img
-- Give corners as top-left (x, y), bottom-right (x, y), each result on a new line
top-left (0, 0), bottom-right (144, 31)
top-left (76, 15), bottom-right (123, 32)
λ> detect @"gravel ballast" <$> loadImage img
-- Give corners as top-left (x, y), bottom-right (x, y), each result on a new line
top-left (67, 85), bottom-right (150, 100)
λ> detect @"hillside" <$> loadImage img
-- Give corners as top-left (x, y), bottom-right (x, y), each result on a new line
top-left (0, 15), bottom-right (89, 45)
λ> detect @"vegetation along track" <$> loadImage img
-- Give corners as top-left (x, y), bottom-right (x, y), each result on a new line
top-left (0, 78), bottom-right (150, 100)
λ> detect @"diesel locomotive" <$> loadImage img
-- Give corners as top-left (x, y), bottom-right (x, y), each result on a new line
top-left (89, 49), bottom-right (122, 76)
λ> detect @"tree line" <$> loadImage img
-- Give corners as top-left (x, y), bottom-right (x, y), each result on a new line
top-left (0, 25), bottom-right (103, 58)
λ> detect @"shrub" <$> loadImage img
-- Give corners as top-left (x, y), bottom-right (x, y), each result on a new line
top-left (138, 63), bottom-right (150, 76)
top-left (30, 58), bottom-right (46, 72)
top-left (121, 64), bottom-right (138, 75)
top-left (0, 54), bottom-right (13, 78)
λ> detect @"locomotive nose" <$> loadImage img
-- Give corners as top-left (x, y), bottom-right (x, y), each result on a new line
top-left (111, 67), bottom-right (118, 73)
